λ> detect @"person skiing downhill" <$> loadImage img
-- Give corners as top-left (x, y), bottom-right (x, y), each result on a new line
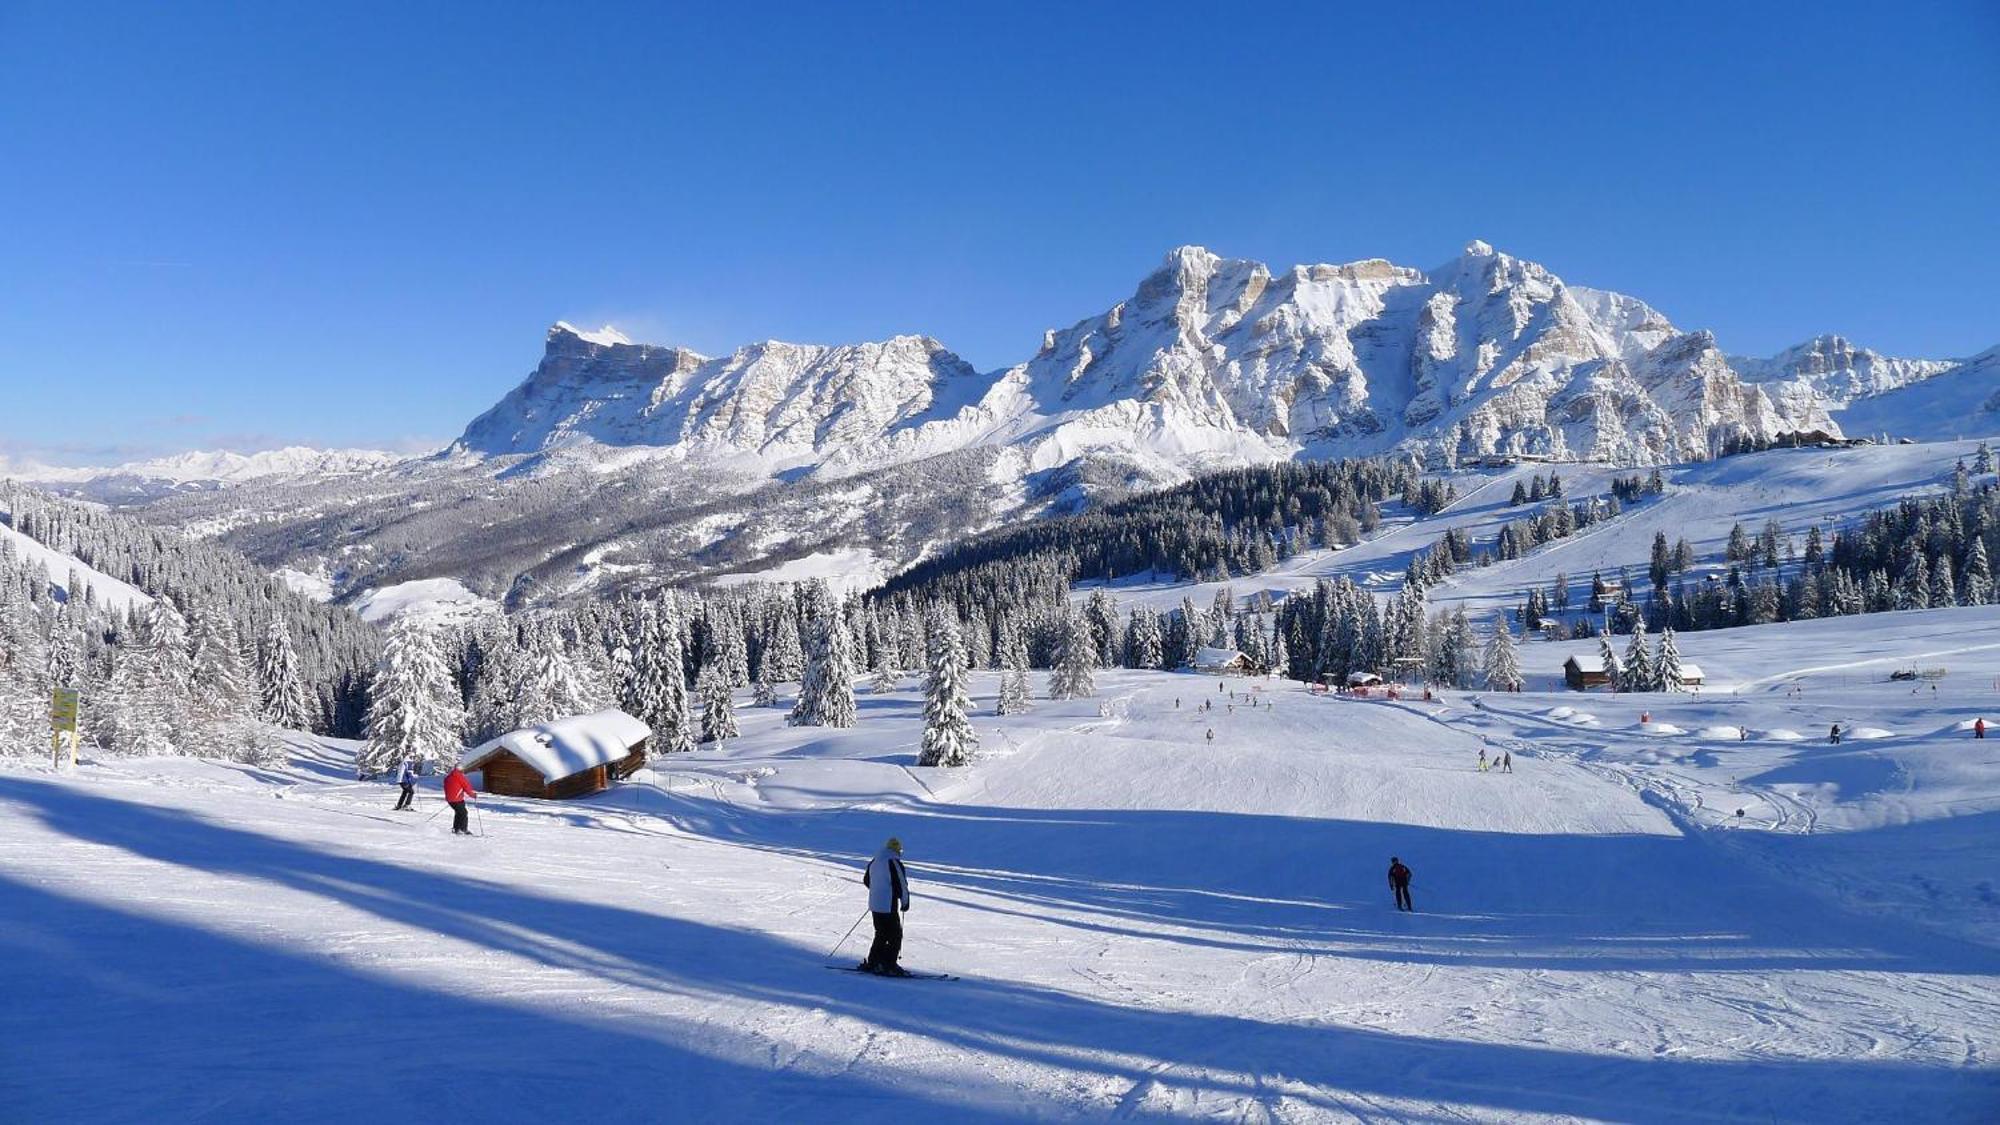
top-left (392, 756), bottom-right (418, 811)
top-left (443, 764), bottom-right (476, 835)
top-left (1976, 718), bottom-right (1986, 740)
top-left (1388, 857), bottom-right (1414, 911)
top-left (860, 837), bottom-right (911, 976)
top-left (1829, 723), bottom-right (1843, 745)
top-left (1501, 751), bottom-right (1513, 774)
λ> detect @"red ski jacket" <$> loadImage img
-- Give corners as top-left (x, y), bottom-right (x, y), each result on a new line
top-left (444, 768), bottom-right (475, 803)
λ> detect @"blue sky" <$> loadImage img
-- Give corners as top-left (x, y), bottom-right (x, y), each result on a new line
top-left (2, 2), bottom-right (1995, 464)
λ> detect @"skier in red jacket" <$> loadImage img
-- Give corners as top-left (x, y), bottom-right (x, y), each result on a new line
top-left (443, 765), bottom-right (476, 835)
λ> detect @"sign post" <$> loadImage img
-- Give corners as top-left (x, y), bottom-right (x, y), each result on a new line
top-left (50, 687), bottom-right (80, 770)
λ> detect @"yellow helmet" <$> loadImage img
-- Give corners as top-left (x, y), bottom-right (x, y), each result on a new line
top-left (886, 837), bottom-right (903, 854)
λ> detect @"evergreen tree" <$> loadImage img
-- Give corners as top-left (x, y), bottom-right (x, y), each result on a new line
top-left (1048, 602), bottom-right (1097, 700)
top-left (917, 608), bottom-right (978, 766)
top-left (258, 618), bottom-right (316, 730)
top-left (996, 618), bottom-right (1032, 715)
top-left (360, 617), bottom-right (465, 773)
top-left (697, 662), bottom-right (738, 743)
top-left (517, 621), bottom-right (600, 725)
top-left (1623, 622), bottom-right (1656, 692)
top-left (1482, 615), bottom-right (1522, 691)
top-left (1655, 626), bottom-right (1685, 693)
top-left (1599, 631), bottom-right (1622, 692)
top-left (789, 579), bottom-right (857, 728)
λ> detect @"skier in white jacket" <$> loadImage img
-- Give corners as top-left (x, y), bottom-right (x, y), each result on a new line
top-left (860, 837), bottom-right (911, 976)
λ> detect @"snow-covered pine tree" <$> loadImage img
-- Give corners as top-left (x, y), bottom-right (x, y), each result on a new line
top-left (1965, 539), bottom-right (1994, 605)
top-left (188, 607), bottom-right (272, 761)
top-left (1599, 632), bottom-right (1622, 692)
top-left (638, 598), bottom-right (696, 753)
top-left (258, 618), bottom-right (316, 731)
top-left (917, 608), bottom-right (978, 766)
top-left (1048, 602), bottom-right (1097, 700)
top-left (361, 616), bottom-right (466, 774)
top-left (516, 618), bottom-right (601, 725)
top-left (1623, 622), bottom-right (1656, 692)
top-left (996, 617), bottom-right (1032, 715)
top-left (1655, 626), bottom-right (1686, 693)
top-left (609, 644), bottom-right (639, 714)
top-left (870, 658), bottom-right (899, 694)
top-left (697, 662), bottom-right (738, 743)
top-left (1482, 615), bottom-right (1522, 691)
top-left (789, 579), bottom-right (857, 728)
top-left (1127, 610), bottom-right (1164, 670)
top-left (753, 660), bottom-right (778, 707)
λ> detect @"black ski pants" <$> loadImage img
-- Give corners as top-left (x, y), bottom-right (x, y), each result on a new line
top-left (450, 800), bottom-right (469, 834)
top-left (1393, 882), bottom-right (1413, 911)
top-left (866, 910), bottom-right (903, 969)
top-left (394, 783), bottom-right (415, 811)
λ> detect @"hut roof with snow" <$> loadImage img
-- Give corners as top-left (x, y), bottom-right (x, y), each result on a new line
top-left (1193, 647), bottom-right (1254, 673)
top-left (463, 709), bottom-right (651, 799)
top-left (1677, 662), bottom-right (1705, 685)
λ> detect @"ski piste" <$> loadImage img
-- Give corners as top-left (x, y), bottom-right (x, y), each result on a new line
top-left (825, 966), bottom-right (958, 981)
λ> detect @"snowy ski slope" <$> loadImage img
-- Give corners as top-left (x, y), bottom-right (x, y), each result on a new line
top-left (4, 616), bottom-right (1997, 1121)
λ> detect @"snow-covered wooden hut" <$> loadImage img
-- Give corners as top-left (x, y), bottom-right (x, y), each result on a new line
top-left (1192, 646), bottom-right (1256, 675)
top-left (1345, 671), bottom-right (1383, 687)
top-left (1676, 662), bottom-right (1705, 689)
top-left (462, 709), bottom-right (651, 800)
top-left (1563, 653), bottom-right (1617, 690)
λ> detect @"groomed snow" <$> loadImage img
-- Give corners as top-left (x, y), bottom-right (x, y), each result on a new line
top-left (4, 618), bottom-right (1997, 1121)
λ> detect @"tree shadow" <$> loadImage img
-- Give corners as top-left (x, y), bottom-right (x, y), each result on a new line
top-left (2, 776), bottom-right (1994, 1122)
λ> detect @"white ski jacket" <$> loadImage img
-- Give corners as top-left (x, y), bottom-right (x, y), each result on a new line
top-left (864, 848), bottom-right (909, 914)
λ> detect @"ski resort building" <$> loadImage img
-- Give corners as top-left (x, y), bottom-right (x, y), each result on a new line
top-left (1192, 647), bottom-right (1256, 675)
top-left (463, 709), bottom-right (651, 799)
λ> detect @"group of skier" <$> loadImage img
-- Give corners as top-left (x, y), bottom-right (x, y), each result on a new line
top-left (386, 756), bottom-right (479, 835)
top-left (1476, 744), bottom-right (1513, 773)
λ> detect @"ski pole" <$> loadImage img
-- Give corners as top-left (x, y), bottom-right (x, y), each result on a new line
top-left (825, 909), bottom-right (869, 962)
top-left (474, 803), bottom-right (487, 837)
top-left (422, 804), bottom-right (448, 826)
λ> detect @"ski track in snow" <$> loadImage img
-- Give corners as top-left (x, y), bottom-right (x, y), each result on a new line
top-left (4, 651), bottom-right (2000, 1122)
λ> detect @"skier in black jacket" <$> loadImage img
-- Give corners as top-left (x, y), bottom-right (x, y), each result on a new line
top-left (1388, 857), bottom-right (1414, 912)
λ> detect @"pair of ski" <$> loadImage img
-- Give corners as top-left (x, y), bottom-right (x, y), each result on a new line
top-left (825, 965), bottom-right (957, 981)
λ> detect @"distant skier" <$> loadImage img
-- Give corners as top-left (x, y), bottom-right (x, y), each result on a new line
top-left (392, 756), bottom-right (417, 811)
top-left (1388, 857), bottom-right (1414, 912)
top-left (443, 763), bottom-right (476, 835)
top-left (1976, 718), bottom-right (1987, 740)
top-left (860, 837), bottom-right (911, 976)
top-left (1829, 723), bottom-right (1843, 745)
top-left (1478, 746), bottom-right (1488, 771)
top-left (1205, 728), bottom-right (1215, 744)
top-left (1501, 751), bottom-right (1513, 774)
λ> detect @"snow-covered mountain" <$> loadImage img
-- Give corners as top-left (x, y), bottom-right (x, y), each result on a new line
top-left (455, 243), bottom-right (1986, 476)
top-left (1836, 345), bottom-right (2000, 443)
top-left (9, 446), bottom-right (404, 502)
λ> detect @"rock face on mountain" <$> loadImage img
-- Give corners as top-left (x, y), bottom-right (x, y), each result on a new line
top-left (1731, 334), bottom-right (1957, 420)
top-left (1837, 346), bottom-right (2000, 443)
top-left (453, 245), bottom-right (1979, 474)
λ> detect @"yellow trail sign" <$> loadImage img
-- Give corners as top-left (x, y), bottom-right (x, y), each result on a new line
top-left (51, 688), bottom-right (81, 732)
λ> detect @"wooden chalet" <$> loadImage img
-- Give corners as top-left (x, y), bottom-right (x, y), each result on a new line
top-left (1563, 652), bottom-right (1617, 690)
top-left (1192, 646), bottom-right (1257, 675)
top-left (462, 709), bottom-right (651, 800)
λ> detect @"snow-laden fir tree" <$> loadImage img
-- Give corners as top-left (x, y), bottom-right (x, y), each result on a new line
top-left (697, 662), bottom-right (738, 743)
top-left (609, 644), bottom-right (639, 715)
top-left (1048, 602), bottom-right (1097, 700)
top-left (789, 579), bottom-right (857, 728)
top-left (1966, 539), bottom-right (1994, 605)
top-left (753, 660), bottom-right (778, 707)
top-left (517, 620), bottom-right (601, 725)
top-left (1482, 615), bottom-right (1522, 691)
top-left (870, 657), bottom-right (899, 694)
top-left (188, 607), bottom-right (272, 761)
top-left (258, 618), bottom-right (316, 731)
top-left (361, 616), bottom-right (466, 774)
top-left (917, 607), bottom-right (977, 767)
top-left (996, 617), bottom-right (1032, 715)
top-left (636, 598), bottom-right (695, 753)
top-left (1598, 632), bottom-right (1622, 692)
top-left (1654, 626), bottom-right (1685, 693)
top-left (1623, 622), bottom-right (1655, 692)
top-left (103, 597), bottom-right (194, 756)
top-left (1126, 609), bottom-right (1164, 670)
